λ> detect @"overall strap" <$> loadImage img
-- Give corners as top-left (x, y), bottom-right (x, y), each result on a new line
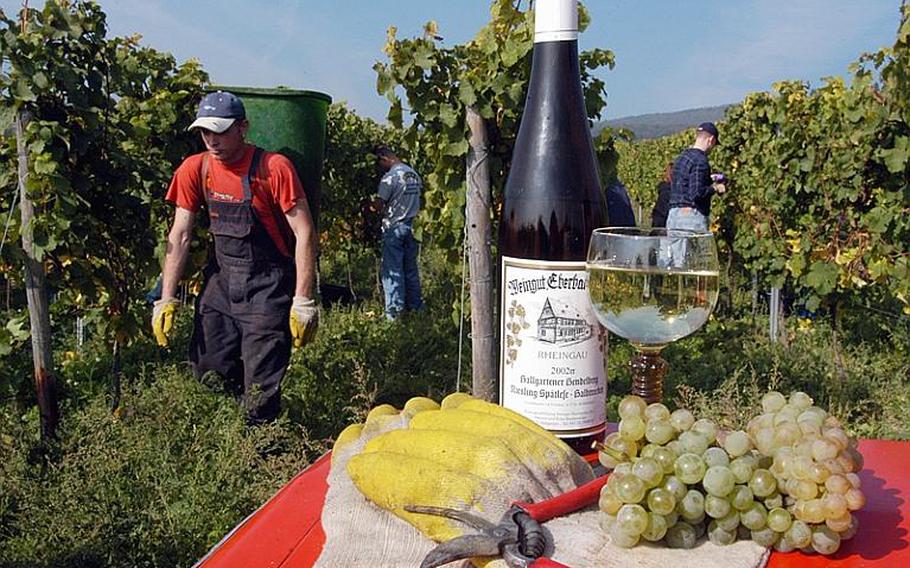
top-left (201, 153), bottom-right (211, 196)
top-left (242, 147), bottom-right (265, 203)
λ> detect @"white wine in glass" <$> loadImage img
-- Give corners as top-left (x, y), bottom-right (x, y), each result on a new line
top-left (586, 227), bottom-right (720, 403)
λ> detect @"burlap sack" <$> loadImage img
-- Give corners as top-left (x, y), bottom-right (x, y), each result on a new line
top-left (316, 418), bottom-right (770, 568)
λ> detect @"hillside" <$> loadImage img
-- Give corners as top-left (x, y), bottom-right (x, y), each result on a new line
top-left (595, 104), bottom-right (732, 140)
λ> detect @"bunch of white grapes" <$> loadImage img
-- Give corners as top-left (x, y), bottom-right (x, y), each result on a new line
top-left (597, 391), bottom-right (864, 554)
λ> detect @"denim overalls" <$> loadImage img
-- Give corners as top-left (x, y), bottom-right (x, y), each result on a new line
top-left (190, 148), bottom-right (294, 423)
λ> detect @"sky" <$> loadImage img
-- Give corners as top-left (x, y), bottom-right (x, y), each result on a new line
top-left (0, 1), bottom-right (903, 123)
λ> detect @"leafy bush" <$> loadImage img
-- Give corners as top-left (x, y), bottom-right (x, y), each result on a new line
top-left (0, 365), bottom-right (317, 568)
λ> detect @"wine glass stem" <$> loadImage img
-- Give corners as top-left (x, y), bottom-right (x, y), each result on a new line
top-left (630, 350), bottom-right (668, 404)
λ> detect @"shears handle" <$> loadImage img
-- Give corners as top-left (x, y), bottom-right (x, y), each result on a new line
top-left (513, 475), bottom-right (609, 523)
top-left (530, 558), bottom-right (572, 568)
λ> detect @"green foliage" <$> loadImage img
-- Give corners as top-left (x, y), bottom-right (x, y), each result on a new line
top-left (0, 366), bottom-right (317, 568)
top-left (374, 0), bottom-right (615, 258)
top-left (0, 1), bottom-right (207, 353)
top-left (618, 5), bottom-right (910, 314)
top-left (320, 102), bottom-right (408, 256)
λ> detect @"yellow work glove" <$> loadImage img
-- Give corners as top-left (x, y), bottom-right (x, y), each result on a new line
top-left (341, 395), bottom-right (594, 544)
top-left (151, 297), bottom-right (180, 347)
top-left (290, 296), bottom-right (319, 347)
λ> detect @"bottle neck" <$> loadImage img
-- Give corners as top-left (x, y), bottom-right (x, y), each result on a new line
top-left (534, 0), bottom-right (579, 43)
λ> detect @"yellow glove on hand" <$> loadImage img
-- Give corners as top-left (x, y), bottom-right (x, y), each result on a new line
top-left (151, 298), bottom-right (180, 347)
top-left (290, 296), bottom-right (319, 347)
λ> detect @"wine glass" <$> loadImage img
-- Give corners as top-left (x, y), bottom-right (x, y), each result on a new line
top-left (586, 227), bottom-right (720, 403)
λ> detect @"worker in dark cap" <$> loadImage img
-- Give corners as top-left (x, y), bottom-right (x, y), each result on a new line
top-left (152, 91), bottom-right (319, 423)
top-left (666, 122), bottom-right (727, 232)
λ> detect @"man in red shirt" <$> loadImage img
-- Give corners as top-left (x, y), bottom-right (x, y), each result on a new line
top-left (152, 91), bottom-right (318, 423)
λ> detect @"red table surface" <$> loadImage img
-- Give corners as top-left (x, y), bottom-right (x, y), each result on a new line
top-left (195, 439), bottom-right (910, 568)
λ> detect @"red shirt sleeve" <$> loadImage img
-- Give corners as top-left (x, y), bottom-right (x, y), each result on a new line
top-left (165, 153), bottom-right (206, 212)
top-left (262, 152), bottom-right (307, 213)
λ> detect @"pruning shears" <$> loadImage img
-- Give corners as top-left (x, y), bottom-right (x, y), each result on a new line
top-left (405, 474), bottom-right (610, 568)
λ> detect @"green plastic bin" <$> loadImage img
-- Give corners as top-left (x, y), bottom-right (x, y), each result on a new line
top-left (212, 86), bottom-right (332, 230)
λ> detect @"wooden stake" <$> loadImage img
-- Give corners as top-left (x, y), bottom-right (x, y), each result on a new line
top-left (16, 111), bottom-right (59, 440)
top-left (465, 106), bottom-right (496, 400)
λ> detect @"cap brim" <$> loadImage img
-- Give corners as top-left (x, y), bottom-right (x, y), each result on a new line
top-left (187, 117), bottom-right (236, 133)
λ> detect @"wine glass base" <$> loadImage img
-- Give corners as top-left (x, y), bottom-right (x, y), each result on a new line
top-left (630, 351), bottom-right (668, 404)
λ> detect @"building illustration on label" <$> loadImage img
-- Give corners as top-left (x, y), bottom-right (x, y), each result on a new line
top-left (537, 297), bottom-right (593, 344)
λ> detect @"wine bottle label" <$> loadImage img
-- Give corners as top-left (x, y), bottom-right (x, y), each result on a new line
top-left (500, 256), bottom-right (607, 437)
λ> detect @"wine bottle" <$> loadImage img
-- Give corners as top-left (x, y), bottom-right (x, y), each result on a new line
top-left (498, 0), bottom-right (608, 455)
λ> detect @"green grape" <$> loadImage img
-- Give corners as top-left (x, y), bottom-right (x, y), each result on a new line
top-left (784, 519), bottom-right (812, 548)
top-left (613, 462), bottom-right (633, 477)
top-left (761, 391), bottom-right (787, 413)
top-left (749, 468), bottom-right (777, 497)
top-left (598, 486), bottom-right (623, 515)
top-left (767, 507), bottom-right (793, 532)
top-left (789, 391), bottom-right (813, 409)
top-left (664, 522), bottom-right (698, 549)
top-left (811, 525), bottom-right (841, 555)
top-left (763, 492), bottom-right (784, 510)
top-left (802, 499), bottom-right (827, 523)
top-left (639, 444), bottom-right (657, 458)
top-left (614, 474), bottom-right (646, 504)
top-left (716, 509), bottom-right (740, 532)
top-left (825, 428), bottom-right (850, 452)
top-left (674, 452), bottom-right (707, 484)
top-left (723, 430), bottom-right (753, 458)
top-left (664, 509), bottom-right (679, 529)
top-left (808, 462), bottom-right (832, 484)
top-left (692, 418), bottom-right (718, 442)
top-left (729, 485), bottom-right (754, 511)
top-left (793, 479), bottom-right (819, 501)
top-left (845, 472), bottom-right (862, 489)
top-left (740, 502), bottom-right (768, 531)
top-left (669, 408), bottom-right (695, 432)
top-left (730, 455), bottom-right (757, 484)
top-left (666, 440), bottom-right (685, 457)
top-left (773, 422), bottom-right (802, 448)
top-left (618, 395), bottom-right (647, 420)
top-left (705, 494), bottom-right (732, 519)
top-left (845, 488), bottom-right (866, 511)
top-left (645, 420), bottom-right (676, 445)
top-left (825, 511), bottom-right (852, 532)
top-left (599, 511), bottom-right (616, 532)
top-left (619, 416), bottom-right (646, 442)
top-left (644, 402), bottom-right (671, 422)
top-left (703, 447), bottom-right (730, 468)
top-left (640, 512), bottom-right (669, 542)
top-left (754, 427), bottom-right (776, 455)
top-left (703, 465), bottom-right (736, 497)
top-left (617, 503), bottom-right (649, 535)
top-left (791, 455), bottom-right (815, 481)
top-left (751, 526), bottom-right (780, 547)
top-left (632, 457), bottom-right (663, 488)
top-left (598, 449), bottom-right (622, 470)
top-left (678, 489), bottom-right (705, 521)
top-left (812, 438), bottom-right (839, 461)
top-left (609, 522), bottom-right (640, 548)
top-left (707, 519), bottom-right (737, 546)
top-left (679, 430), bottom-right (710, 455)
top-left (609, 436), bottom-right (639, 461)
top-left (652, 446), bottom-right (677, 474)
top-left (822, 492), bottom-right (848, 519)
top-left (773, 537), bottom-right (797, 553)
top-left (646, 487), bottom-right (677, 516)
top-left (841, 514), bottom-right (859, 540)
top-left (662, 475), bottom-right (687, 502)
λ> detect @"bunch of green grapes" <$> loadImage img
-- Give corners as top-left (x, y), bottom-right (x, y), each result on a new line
top-left (597, 391), bottom-right (863, 554)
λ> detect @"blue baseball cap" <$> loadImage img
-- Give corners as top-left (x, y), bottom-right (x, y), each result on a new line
top-left (697, 122), bottom-right (719, 143)
top-left (188, 91), bottom-right (246, 133)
